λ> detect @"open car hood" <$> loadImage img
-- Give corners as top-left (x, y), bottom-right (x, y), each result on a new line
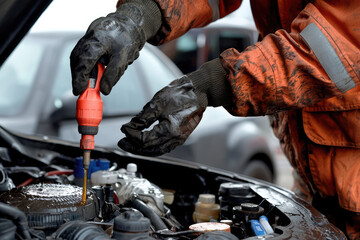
top-left (0, 0), bottom-right (52, 66)
top-left (0, 126), bottom-right (347, 239)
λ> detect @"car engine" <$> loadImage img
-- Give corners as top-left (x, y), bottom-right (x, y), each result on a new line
top-left (0, 127), bottom-right (347, 240)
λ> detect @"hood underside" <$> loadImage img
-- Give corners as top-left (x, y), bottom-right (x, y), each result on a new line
top-left (0, 0), bottom-right (52, 67)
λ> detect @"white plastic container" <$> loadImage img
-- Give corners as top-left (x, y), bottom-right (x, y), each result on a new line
top-left (192, 194), bottom-right (220, 223)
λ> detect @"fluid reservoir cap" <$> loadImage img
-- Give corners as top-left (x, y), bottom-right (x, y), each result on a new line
top-left (220, 220), bottom-right (233, 226)
top-left (126, 163), bottom-right (137, 173)
top-left (219, 183), bottom-right (253, 196)
top-left (240, 203), bottom-right (259, 212)
top-left (233, 203), bottom-right (264, 222)
top-left (199, 194), bottom-right (216, 204)
top-left (189, 222), bottom-right (230, 232)
top-left (114, 210), bottom-right (150, 233)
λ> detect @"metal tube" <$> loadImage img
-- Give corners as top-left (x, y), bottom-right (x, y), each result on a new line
top-left (81, 150), bottom-right (91, 204)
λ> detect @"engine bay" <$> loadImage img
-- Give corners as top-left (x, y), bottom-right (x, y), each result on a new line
top-left (0, 127), bottom-right (347, 239)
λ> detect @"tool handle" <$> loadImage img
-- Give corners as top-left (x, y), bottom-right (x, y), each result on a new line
top-left (88, 63), bottom-right (105, 90)
top-left (76, 62), bottom-right (105, 150)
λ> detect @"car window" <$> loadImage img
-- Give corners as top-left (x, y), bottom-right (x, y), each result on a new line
top-left (0, 38), bottom-right (44, 116)
top-left (51, 39), bottom-right (146, 116)
top-left (161, 30), bottom-right (252, 74)
top-left (136, 47), bottom-right (177, 96)
top-left (102, 64), bottom-right (145, 115)
top-left (162, 35), bottom-right (198, 74)
top-left (208, 30), bottom-right (251, 60)
top-left (52, 42), bottom-right (74, 102)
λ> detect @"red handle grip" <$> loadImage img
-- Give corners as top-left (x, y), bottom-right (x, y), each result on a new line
top-left (76, 63), bottom-right (105, 150)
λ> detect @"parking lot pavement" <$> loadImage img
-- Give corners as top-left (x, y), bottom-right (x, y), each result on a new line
top-left (275, 153), bottom-right (294, 190)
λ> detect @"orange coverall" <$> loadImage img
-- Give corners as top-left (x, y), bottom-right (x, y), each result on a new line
top-left (116, 0), bottom-right (360, 237)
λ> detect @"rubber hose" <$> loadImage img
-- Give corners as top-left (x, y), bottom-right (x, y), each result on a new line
top-left (132, 199), bottom-right (168, 231)
top-left (0, 203), bottom-right (31, 239)
top-left (54, 221), bottom-right (111, 240)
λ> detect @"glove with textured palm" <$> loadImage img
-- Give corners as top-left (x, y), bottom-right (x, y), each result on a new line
top-left (118, 58), bottom-right (232, 156)
top-left (71, 0), bottom-right (161, 95)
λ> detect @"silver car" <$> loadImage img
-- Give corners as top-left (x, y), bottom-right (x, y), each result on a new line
top-left (0, 31), bottom-right (278, 182)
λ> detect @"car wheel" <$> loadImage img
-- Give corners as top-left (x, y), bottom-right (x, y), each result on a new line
top-left (242, 160), bottom-right (273, 182)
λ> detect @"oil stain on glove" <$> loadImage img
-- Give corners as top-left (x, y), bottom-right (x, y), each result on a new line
top-left (70, 0), bottom-right (161, 96)
top-left (118, 77), bottom-right (205, 156)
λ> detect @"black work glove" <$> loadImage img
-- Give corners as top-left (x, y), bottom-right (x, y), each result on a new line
top-left (71, 0), bottom-right (161, 96)
top-left (118, 58), bottom-right (232, 156)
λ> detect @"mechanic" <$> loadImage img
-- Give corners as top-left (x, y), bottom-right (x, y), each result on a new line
top-left (70, 0), bottom-right (360, 238)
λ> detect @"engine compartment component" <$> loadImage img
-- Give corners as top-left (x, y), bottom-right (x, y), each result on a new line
top-left (113, 210), bottom-right (151, 240)
top-left (0, 163), bottom-right (14, 191)
top-left (0, 202), bottom-right (32, 239)
top-left (0, 164), bottom-right (347, 240)
top-left (0, 183), bottom-right (98, 229)
top-left (91, 164), bottom-right (165, 217)
top-left (0, 127), bottom-right (348, 239)
top-left (193, 193), bottom-right (220, 223)
top-left (0, 218), bottom-right (17, 240)
top-left (189, 222), bottom-right (231, 232)
top-left (54, 220), bottom-right (110, 240)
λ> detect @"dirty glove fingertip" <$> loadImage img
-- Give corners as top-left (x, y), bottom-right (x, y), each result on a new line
top-left (100, 62), bottom-right (124, 95)
top-left (99, 77), bottom-right (112, 95)
top-left (118, 138), bottom-right (133, 152)
top-left (72, 77), bottom-right (87, 96)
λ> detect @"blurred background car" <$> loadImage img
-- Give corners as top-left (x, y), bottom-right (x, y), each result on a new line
top-left (0, 31), bottom-right (182, 146)
top-left (159, 0), bottom-right (258, 74)
top-left (0, 0), bottom-right (292, 185)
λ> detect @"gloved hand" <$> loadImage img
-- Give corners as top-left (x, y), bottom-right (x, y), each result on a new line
top-left (118, 58), bottom-right (232, 156)
top-left (71, 0), bottom-right (161, 96)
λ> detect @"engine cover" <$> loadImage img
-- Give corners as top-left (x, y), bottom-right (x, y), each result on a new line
top-left (0, 183), bottom-right (98, 229)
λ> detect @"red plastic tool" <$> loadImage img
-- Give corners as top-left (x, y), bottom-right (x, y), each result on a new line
top-left (76, 62), bottom-right (105, 150)
top-left (76, 62), bottom-right (104, 203)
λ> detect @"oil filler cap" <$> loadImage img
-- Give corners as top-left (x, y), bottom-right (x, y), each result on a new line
top-left (233, 203), bottom-right (264, 222)
top-left (240, 203), bottom-right (259, 211)
top-left (0, 183), bottom-right (98, 228)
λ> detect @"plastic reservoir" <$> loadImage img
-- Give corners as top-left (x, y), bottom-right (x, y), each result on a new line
top-left (193, 194), bottom-right (220, 223)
